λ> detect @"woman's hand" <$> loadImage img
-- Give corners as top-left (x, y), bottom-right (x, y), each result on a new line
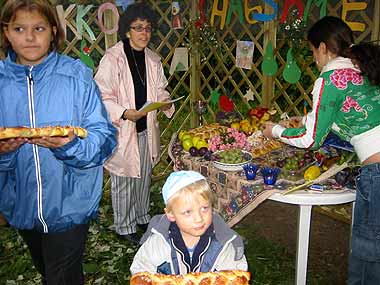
top-left (122, 109), bottom-right (147, 122)
top-left (0, 137), bottom-right (28, 154)
top-left (262, 122), bottom-right (276, 138)
top-left (159, 102), bottom-right (172, 111)
top-left (28, 130), bottom-right (75, 149)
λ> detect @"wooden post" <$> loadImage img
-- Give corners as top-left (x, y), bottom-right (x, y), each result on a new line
top-left (190, 1), bottom-right (201, 128)
top-left (372, 0), bottom-right (380, 42)
top-left (104, 9), bottom-right (118, 50)
top-left (262, 3), bottom-right (276, 108)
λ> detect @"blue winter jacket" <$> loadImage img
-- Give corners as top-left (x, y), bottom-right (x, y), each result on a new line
top-left (0, 51), bottom-right (117, 233)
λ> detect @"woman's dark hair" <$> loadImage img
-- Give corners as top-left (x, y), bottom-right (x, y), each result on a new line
top-left (307, 16), bottom-right (380, 86)
top-left (0, 0), bottom-right (65, 53)
top-left (118, 2), bottom-right (157, 41)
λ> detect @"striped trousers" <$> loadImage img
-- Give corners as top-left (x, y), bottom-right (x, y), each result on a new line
top-left (110, 130), bottom-right (152, 235)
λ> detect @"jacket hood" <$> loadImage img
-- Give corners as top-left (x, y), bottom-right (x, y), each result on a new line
top-left (321, 56), bottom-right (359, 74)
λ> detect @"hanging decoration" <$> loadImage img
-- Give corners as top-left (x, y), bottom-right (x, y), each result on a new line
top-left (97, 3), bottom-right (120, 35)
top-left (210, 90), bottom-right (221, 110)
top-left (243, 89), bottom-right (255, 102)
top-left (76, 5), bottom-right (96, 41)
top-left (171, 2), bottom-right (183, 30)
top-left (80, 40), bottom-right (95, 71)
top-left (283, 48), bottom-right (301, 84)
top-left (226, 0), bottom-right (244, 26)
top-left (262, 41), bottom-right (278, 76)
top-left (252, 0), bottom-right (278, 22)
top-left (115, 0), bottom-right (134, 11)
top-left (236, 41), bottom-right (254, 70)
top-left (219, 95), bottom-right (234, 112)
top-left (195, 0), bottom-right (207, 29)
top-left (169, 48), bottom-right (188, 75)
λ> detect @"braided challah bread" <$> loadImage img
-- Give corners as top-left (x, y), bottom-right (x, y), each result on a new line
top-left (131, 270), bottom-right (251, 285)
top-left (0, 126), bottom-right (87, 140)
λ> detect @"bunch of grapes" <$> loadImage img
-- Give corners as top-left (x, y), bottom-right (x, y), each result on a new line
top-left (215, 149), bottom-right (250, 164)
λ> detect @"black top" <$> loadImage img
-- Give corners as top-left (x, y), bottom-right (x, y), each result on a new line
top-left (123, 39), bottom-right (147, 133)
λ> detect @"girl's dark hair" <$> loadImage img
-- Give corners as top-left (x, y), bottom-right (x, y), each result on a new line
top-left (118, 2), bottom-right (157, 41)
top-left (307, 16), bottom-right (380, 86)
top-left (0, 0), bottom-right (64, 53)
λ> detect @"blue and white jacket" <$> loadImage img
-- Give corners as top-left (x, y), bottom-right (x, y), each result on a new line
top-left (130, 213), bottom-right (248, 274)
top-left (0, 51), bottom-right (117, 233)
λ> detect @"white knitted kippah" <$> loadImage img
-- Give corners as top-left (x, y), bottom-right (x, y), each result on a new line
top-left (162, 170), bottom-right (206, 204)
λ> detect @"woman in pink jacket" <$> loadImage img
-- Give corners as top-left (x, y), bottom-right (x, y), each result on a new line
top-left (95, 3), bottom-right (174, 244)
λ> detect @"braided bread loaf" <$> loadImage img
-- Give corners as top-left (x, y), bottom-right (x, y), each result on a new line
top-left (130, 270), bottom-right (251, 285)
top-left (0, 126), bottom-right (87, 140)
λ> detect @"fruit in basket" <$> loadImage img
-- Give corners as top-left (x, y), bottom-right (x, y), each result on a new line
top-left (178, 130), bottom-right (187, 141)
top-left (303, 165), bottom-right (321, 181)
top-left (195, 139), bottom-right (208, 149)
top-left (189, 146), bottom-right (199, 157)
top-left (192, 136), bottom-right (201, 146)
top-left (198, 147), bottom-right (208, 157)
top-left (230, 122), bottom-right (240, 130)
top-left (181, 133), bottom-right (192, 142)
top-left (182, 138), bottom-right (193, 152)
top-left (203, 150), bottom-right (213, 161)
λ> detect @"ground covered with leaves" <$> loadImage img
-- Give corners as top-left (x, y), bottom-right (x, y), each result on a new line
top-left (0, 181), bottom-right (350, 284)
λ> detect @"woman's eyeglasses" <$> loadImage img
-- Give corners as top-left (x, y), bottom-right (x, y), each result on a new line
top-left (130, 26), bottom-right (153, 33)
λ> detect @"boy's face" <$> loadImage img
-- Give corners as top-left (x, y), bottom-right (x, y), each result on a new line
top-left (166, 194), bottom-right (212, 245)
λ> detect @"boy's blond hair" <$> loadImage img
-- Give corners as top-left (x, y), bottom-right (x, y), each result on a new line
top-left (165, 179), bottom-right (215, 212)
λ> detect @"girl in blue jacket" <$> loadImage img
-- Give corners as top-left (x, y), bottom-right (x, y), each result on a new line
top-left (0, 0), bottom-right (117, 284)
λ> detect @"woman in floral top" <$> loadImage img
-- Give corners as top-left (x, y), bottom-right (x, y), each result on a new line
top-left (263, 16), bottom-right (380, 284)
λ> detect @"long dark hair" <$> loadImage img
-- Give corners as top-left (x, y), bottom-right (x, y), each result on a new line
top-left (0, 0), bottom-right (64, 53)
top-left (118, 2), bottom-right (157, 41)
top-left (307, 16), bottom-right (380, 86)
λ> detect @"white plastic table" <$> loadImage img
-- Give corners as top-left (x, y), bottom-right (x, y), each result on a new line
top-left (268, 190), bottom-right (356, 285)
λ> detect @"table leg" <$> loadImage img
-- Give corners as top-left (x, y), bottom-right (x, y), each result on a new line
top-left (296, 205), bottom-right (312, 285)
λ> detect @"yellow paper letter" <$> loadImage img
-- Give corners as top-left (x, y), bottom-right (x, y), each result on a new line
top-left (341, 0), bottom-right (367, 32)
top-left (244, 0), bottom-right (262, 24)
top-left (210, 0), bottom-right (229, 29)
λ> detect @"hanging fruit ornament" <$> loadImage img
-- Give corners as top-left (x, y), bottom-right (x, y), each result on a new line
top-left (262, 41), bottom-right (278, 76)
top-left (283, 48), bottom-right (301, 84)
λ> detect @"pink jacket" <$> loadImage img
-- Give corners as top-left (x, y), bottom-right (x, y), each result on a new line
top-left (95, 41), bottom-right (174, 177)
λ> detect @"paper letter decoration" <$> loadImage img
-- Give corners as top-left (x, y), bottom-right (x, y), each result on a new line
top-left (303, 0), bottom-right (326, 23)
top-left (341, 0), bottom-right (367, 32)
top-left (97, 3), bottom-right (120, 35)
top-left (56, 4), bottom-right (76, 41)
top-left (252, 0), bottom-right (278, 22)
top-left (76, 5), bottom-right (96, 41)
top-left (244, 0), bottom-right (263, 25)
top-left (210, 0), bottom-right (228, 29)
top-left (226, 0), bottom-right (244, 26)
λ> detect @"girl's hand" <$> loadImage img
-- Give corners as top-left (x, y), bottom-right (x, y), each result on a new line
top-left (122, 109), bottom-right (147, 122)
top-left (262, 122), bottom-right (275, 138)
top-left (28, 130), bottom-right (75, 148)
top-left (0, 137), bottom-right (28, 154)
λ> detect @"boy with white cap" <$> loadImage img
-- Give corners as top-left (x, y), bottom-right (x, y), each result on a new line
top-left (130, 170), bottom-right (248, 275)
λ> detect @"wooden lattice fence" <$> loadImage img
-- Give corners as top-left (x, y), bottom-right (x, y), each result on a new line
top-left (0, 0), bottom-right (379, 180)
